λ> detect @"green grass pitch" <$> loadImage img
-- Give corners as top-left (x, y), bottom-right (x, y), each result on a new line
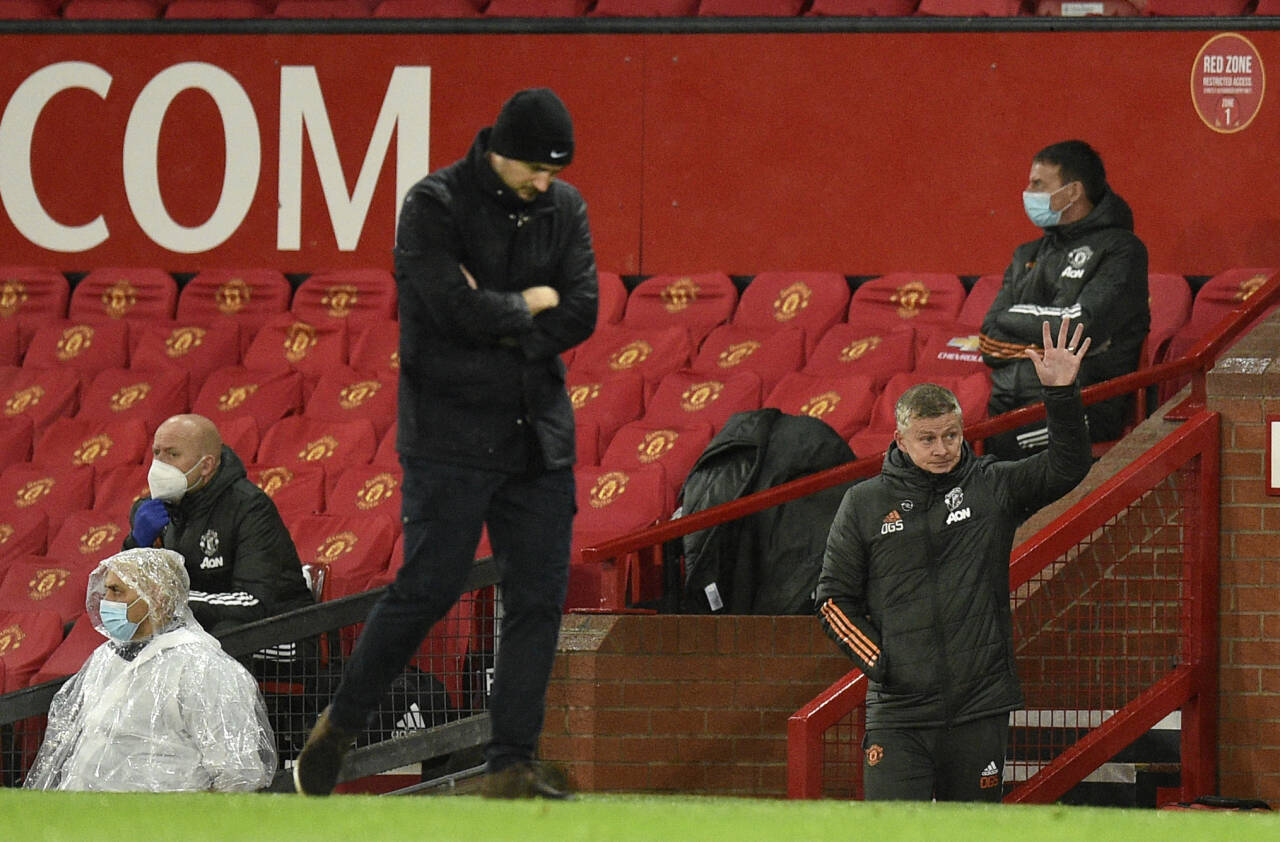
top-left (3, 790), bottom-right (1279, 841)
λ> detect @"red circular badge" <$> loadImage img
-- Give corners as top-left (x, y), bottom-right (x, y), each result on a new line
top-left (1191, 33), bottom-right (1266, 134)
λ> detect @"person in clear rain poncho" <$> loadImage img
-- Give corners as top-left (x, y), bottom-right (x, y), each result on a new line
top-left (24, 547), bottom-right (277, 792)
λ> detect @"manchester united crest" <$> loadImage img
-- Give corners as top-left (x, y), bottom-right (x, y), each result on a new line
top-left (217, 383), bottom-right (259, 411)
top-left (636, 429), bottom-right (678, 464)
top-left (839, 335), bottom-right (881, 363)
top-left (298, 435), bottom-right (339, 462)
top-left (216, 279), bottom-right (252, 314)
top-left (356, 474), bottom-right (399, 510)
top-left (609, 340), bottom-right (652, 371)
top-left (100, 280), bottom-right (138, 318)
top-left (717, 341), bottom-right (760, 369)
top-left (27, 567), bottom-right (70, 600)
top-left (0, 280), bottom-right (29, 318)
top-left (5, 385), bottom-right (45, 417)
top-left (890, 281), bottom-right (930, 319)
top-left (321, 284), bottom-right (359, 318)
top-left (772, 282), bottom-right (812, 322)
top-left (680, 381), bottom-right (723, 412)
top-left (282, 322), bottom-right (319, 364)
top-left (165, 326), bottom-right (206, 358)
top-left (589, 471), bottom-right (630, 508)
top-left (317, 532), bottom-right (359, 563)
top-left (56, 325), bottom-right (95, 361)
top-left (73, 435), bottom-right (114, 467)
top-left (660, 277), bottom-right (699, 313)
top-left (109, 382), bottom-right (152, 412)
top-left (800, 391), bottom-right (841, 419)
top-left (569, 383), bottom-right (601, 410)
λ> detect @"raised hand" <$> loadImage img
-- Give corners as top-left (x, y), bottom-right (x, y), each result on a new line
top-left (1025, 317), bottom-right (1090, 387)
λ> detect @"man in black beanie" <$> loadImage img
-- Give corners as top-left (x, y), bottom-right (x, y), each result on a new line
top-left (295, 88), bottom-right (597, 799)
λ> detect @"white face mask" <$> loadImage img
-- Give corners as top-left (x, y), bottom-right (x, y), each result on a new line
top-left (147, 457), bottom-right (205, 503)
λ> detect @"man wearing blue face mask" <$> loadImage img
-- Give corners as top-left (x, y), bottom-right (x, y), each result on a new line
top-left (979, 140), bottom-right (1149, 459)
top-left (121, 413), bottom-right (313, 634)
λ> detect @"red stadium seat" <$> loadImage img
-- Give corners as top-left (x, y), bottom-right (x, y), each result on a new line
top-left (0, 464), bottom-right (94, 536)
top-left (325, 463), bottom-right (403, 520)
top-left (1256, 0), bottom-right (1280, 11)
top-left (591, 0), bottom-right (697, 13)
top-left (640, 369), bottom-right (762, 432)
top-left (913, 329), bottom-right (986, 377)
top-left (0, 266), bottom-right (69, 350)
top-left (373, 421), bottom-right (398, 466)
top-left (569, 323), bottom-right (694, 385)
top-left (0, 319), bottom-right (21, 367)
top-left (61, 0), bottom-right (163, 18)
top-left (0, 557), bottom-right (90, 624)
top-left (0, 508), bottom-right (49, 568)
top-left (92, 463), bottom-right (149, 520)
top-left (621, 272), bottom-right (738, 347)
top-left (0, 366), bottom-right (82, 437)
top-left (290, 513), bottom-right (397, 600)
top-left (47, 511), bottom-right (129, 570)
top-left (1145, 273), bottom-right (1193, 367)
top-left (304, 365), bottom-right (397, 438)
top-left (698, 0), bottom-right (806, 14)
top-left (847, 371), bottom-right (991, 458)
top-left (764, 371), bottom-right (878, 440)
top-left (804, 323), bottom-right (917, 390)
top-left (348, 319), bottom-right (400, 381)
top-left (0, 1), bottom-right (60, 18)
top-left (1143, 0), bottom-right (1251, 14)
top-left (732, 271), bottom-right (850, 354)
top-left (23, 318), bottom-right (130, 378)
top-left (0, 416), bottom-right (34, 472)
top-left (568, 463), bottom-right (669, 610)
top-left (68, 267), bottom-right (177, 323)
top-left (0, 610), bottom-right (63, 691)
top-left (164, 0), bottom-right (274, 16)
top-left (176, 268), bottom-right (292, 345)
top-left (847, 271), bottom-right (967, 331)
top-left (1034, 0), bottom-right (1139, 13)
top-left (597, 271), bottom-right (627, 327)
top-left (32, 416), bottom-right (148, 474)
top-left (242, 314), bottom-right (350, 387)
top-left (29, 614), bottom-right (105, 685)
top-left (1164, 268), bottom-right (1278, 364)
top-left (689, 324), bottom-right (805, 393)
top-left (807, 0), bottom-right (918, 14)
top-left (956, 273), bottom-right (1004, 329)
top-left (192, 366), bottom-right (304, 440)
top-left (273, 0), bottom-right (375, 16)
top-left (484, 0), bottom-right (589, 14)
top-left (78, 367), bottom-right (190, 435)
top-left (291, 269), bottom-right (397, 326)
top-left (916, 0), bottom-right (1030, 13)
top-left (576, 416), bottom-right (602, 467)
top-left (600, 420), bottom-right (714, 504)
top-left (374, 0), bottom-right (483, 16)
top-left (129, 320), bottom-right (242, 396)
top-left (256, 415), bottom-right (378, 476)
top-left (247, 463), bottom-right (328, 521)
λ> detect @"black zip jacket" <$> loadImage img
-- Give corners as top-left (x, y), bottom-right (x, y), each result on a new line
top-left (124, 446), bottom-right (313, 633)
top-left (393, 128), bottom-right (598, 472)
top-left (816, 385), bottom-right (1090, 728)
top-left (980, 189), bottom-right (1149, 441)
top-left (681, 409), bottom-right (855, 614)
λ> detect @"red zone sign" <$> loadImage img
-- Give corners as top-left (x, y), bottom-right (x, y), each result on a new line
top-left (1191, 33), bottom-right (1266, 134)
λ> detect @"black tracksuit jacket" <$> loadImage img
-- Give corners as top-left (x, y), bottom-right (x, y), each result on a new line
top-left (393, 128), bottom-right (598, 473)
top-left (815, 385), bottom-right (1091, 728)
top-left (124, 446), bottom-right (313, 634)
top-left (980, 189), bottom-right (1149, 441)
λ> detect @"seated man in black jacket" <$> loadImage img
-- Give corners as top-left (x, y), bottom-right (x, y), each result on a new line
top-left (123, 413), bottom-right (313, 634)
top-left (980, 140), bottom-right (1149, 458)
top-left (817, 318), bottom-right (1092, 802)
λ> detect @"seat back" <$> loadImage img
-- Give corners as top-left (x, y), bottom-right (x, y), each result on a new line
top-left (804, 323), bottom-right (917, 390)
top-left (621, 272), bottom-right (738, 346)
top-left (0, 366), bottom-right (82, 437)
top-left (129, 320), bottom-right (242, 396)
top-left (304, 365), bottom-right (397, 438)
top-left (0, 267), bottom-right (69, 349)
top-left (256, 416), bottom-right (378, 475)
top-left (600, 420), bottom-right (714, 504)
top-left (291, 269), bottom-right (397, 326)
top-left (848, 271), bottom-right (967, 329)
top-left (566, 369), bottom-right (647, 447)
top-left (177, 268), bottom-right (292, 340)
top-left (732, 271), bottom-right (850, 352)
top-left (956, 273), bottom-right (1004, 329)
top-left (764, 371), bottom-right (878, 439)
top-left (569, 323), bottom-right (693, 384)
top-left (690, 324), bottom-right (805, 393)
top-left (640, 369), bottom-right (763, 432)
top-left (0, 557), bottom-right (90, 625)
top-left (79, 367), bottom-right (190, 436)
top-left (23, 319), bottom-right (130, 377)
top-left (69, 267), bottom-right (177, 322)
top-left (33, 416), bottom-right (148, 474)
top-left (191, 366), bottom-right (304, 440)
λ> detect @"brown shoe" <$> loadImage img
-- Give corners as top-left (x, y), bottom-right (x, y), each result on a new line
top-left (482, 761), bottom-right (573, 800)
top-left (293, 706), bottom-right (359, 796)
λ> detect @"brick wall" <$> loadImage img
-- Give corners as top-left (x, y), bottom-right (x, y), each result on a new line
top-left (1206, 313), bottom-right (1280, 806)
top-left (540, 613), bottom-right (849, 795)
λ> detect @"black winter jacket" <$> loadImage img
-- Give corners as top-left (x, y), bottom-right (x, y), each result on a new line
top-left (124, 446), bottom-right (313, 633)
top-left (980, 189), bottom-right (1149, 441)
top-left (394, 128), bottom-right (598, 472)
top-left (816, 386), bottom-right (1090, 728)
top-left (682, 410), bottom-right (855, 614)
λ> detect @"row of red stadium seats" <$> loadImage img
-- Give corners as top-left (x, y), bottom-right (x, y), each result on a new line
top-left (3, 0), bottom-right (1275, 20)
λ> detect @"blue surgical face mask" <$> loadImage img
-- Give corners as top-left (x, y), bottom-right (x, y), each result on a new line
top-left (1022, 183), bottom-right (1073, 228)
top-left (100, 596), bottom-right (147, 641)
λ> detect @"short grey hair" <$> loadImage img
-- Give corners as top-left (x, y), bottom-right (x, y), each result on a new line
top-left (894, 383), bottom-right (963, 432)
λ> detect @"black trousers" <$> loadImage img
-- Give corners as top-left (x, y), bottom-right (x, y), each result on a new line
top-left (328, 458), bottom-right (574, 772)
top-left (862, 713), bottom-right (1009, 802)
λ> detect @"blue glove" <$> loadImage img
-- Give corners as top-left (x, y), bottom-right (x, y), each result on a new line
top-left (131, 498), bottom-right (170, 547)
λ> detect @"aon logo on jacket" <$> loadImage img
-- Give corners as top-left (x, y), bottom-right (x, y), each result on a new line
top-left (945, 507), bottom-right (971, 525)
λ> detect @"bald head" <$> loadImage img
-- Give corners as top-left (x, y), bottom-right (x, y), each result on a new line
top-left (152, 414), bottom-right (223, 489)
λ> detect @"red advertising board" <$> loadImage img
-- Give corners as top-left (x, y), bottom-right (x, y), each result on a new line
top-left (0, 29), bottom-right (1276, 276)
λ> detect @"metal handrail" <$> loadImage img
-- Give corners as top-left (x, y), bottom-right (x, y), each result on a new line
top-left (579, 270), bottom-right (1280, 566)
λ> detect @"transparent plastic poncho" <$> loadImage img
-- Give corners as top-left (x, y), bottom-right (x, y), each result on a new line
top-left (24, 547), bottom-right (278, 792)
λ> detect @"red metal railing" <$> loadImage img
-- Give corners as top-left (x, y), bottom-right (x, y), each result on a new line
top-left (579, 270), bottom-right (1280, 596)
top-left (787, 409), bottom-right (1220, 801)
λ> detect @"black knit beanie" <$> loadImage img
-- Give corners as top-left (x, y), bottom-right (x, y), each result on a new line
top-left (489, 88), bottom-right (574, 166)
